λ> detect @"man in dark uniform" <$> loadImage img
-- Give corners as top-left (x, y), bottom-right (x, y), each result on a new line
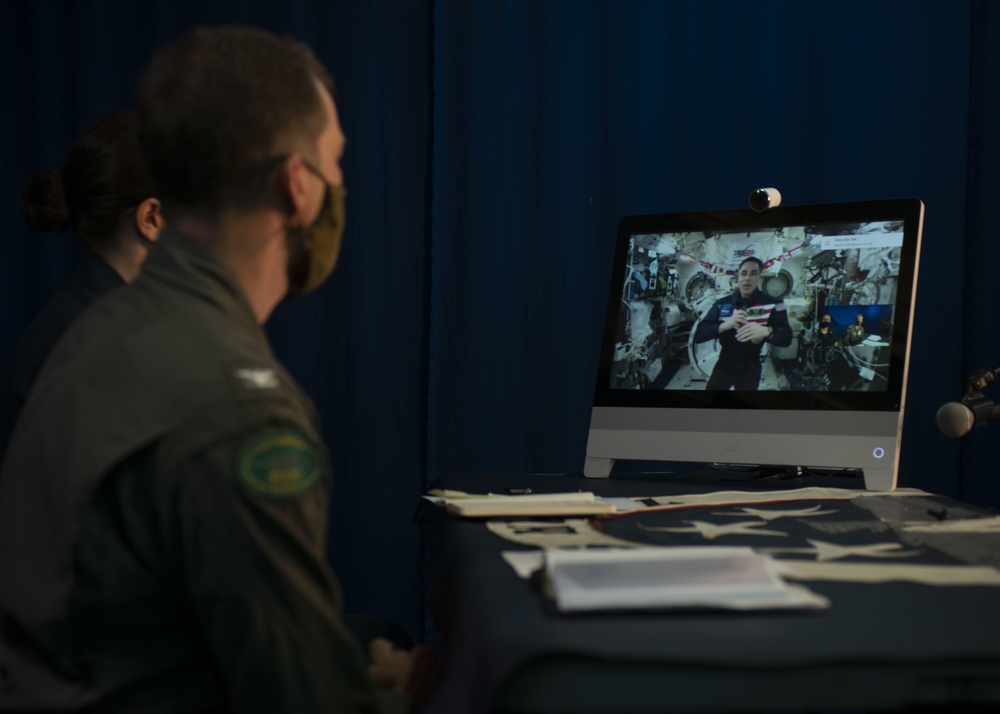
top-left (842, 313), bottom-right (866, 346)
top-left (0, 27), bottom-right (414, 713)
top-left (693, 256), bottom-right (793, 390)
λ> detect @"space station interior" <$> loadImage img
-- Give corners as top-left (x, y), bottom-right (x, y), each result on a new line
top-left (611, 221), bottom-right (904, 392)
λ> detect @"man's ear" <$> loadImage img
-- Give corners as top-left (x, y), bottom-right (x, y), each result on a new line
top-left (278, 153), bottom-right (311, 224)
top-left (135, 197), bottom-right (163, 242)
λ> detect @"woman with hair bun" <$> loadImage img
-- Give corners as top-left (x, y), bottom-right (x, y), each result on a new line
top-left (0, 109), bottom-right (161, 462)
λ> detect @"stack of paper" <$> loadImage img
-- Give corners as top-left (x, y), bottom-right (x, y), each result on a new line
top-left (545, 546), bottom-right (829, 613)
top-left (444, 491), bottom-right (617, 518)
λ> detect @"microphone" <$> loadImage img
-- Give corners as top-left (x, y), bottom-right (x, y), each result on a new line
top-left (936, 365), bottom-right (1000, 438)
top-left (936, 402), bottom-right (975, 438)
top-left (936, 396), bottom-right (1000, 438)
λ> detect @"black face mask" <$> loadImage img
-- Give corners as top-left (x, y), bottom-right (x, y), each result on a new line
top-left (285, 163), bottom-right (346, 300)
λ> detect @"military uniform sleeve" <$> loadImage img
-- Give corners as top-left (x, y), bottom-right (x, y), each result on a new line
top-left (155, 425), bottom-right (395, 714)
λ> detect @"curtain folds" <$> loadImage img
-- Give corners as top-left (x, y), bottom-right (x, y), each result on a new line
top-left (427, 0), bottom-right (991, 512)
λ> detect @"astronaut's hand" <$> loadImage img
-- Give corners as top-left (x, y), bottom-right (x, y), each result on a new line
top-left (736, 322), bottom-right (770, 344)
top-left (720, 310), bottom-right (747, 333)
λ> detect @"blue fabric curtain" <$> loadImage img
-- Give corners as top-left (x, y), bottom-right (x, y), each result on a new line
top-left (427, 0), bottom-right (992, 508)
top-left (3, 0), bottom-right (1000, 644)
top-left (961, 0), bottom-right (1000, 506)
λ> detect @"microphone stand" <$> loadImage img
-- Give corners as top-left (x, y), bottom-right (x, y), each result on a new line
top-left (963, 366), bottom-right (1000, 426)
top-left (965, 366), bottom-right (998, 395)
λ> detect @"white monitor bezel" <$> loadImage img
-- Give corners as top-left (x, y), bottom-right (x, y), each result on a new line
top-left (585, 198), bottom-right (924, 491)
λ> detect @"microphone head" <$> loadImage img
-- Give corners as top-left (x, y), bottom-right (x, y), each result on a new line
top-left (936, 401), bottom-right (975, 438)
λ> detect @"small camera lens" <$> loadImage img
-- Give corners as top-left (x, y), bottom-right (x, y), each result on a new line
top-left (749, 188), bottom-right (781, 212)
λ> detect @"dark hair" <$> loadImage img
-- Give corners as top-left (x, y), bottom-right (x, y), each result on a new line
top-left (738, 256), bottom-right (764, 272)
top-left (21, 110), bottom-right (155, 251)
top-left (136, 26), bottom-right (333, 214)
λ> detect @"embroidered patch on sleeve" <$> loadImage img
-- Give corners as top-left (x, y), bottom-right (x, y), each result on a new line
top-left (238, 430), bottom-right (323, 499)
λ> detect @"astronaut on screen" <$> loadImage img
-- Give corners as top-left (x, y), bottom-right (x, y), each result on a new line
top-left (693, 256), bottom-right (792, 390)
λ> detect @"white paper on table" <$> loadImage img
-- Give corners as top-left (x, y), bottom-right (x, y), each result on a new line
top-left (544, 546), bottom-right (829, 613)
top-left (501, 551), bottom-right (545, 579)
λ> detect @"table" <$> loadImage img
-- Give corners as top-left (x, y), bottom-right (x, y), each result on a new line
top-left (418, 470), bottom-right (1000, 713)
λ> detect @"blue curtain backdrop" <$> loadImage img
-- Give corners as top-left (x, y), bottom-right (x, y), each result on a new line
top-left (2, 0), bottom-right (1000, 645)
top-left (427, 0), bottom-right (989, 510)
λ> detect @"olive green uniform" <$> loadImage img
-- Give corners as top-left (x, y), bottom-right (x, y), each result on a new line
top-left (0, 231), bottom-right (395, 712)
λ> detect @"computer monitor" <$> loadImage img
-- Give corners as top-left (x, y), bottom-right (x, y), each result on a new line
top-left (584, 197), bottom-right (924, 491)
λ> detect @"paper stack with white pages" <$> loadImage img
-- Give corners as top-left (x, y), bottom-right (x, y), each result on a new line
top-left (544, 546), bottom-right (829, 613)
top-left (443, 491), bottom-right (619, 518)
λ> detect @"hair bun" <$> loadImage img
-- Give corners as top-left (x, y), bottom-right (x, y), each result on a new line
top-left (22, 170), bottom-right (70, 233)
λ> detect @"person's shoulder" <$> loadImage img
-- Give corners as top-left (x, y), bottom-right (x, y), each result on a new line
top-left (755, 295), bottom-right (787, 315)
top-left (130, 311), bottom-right (291, 405)
top-left (4, 261), bottom-right (124, 388)
top-left (750, 290), bottom-right (781, 306)
top-left (43, 282), bottom-right (288, 421)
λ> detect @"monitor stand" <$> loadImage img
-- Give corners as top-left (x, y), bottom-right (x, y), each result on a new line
top-left (583, 456), bottom-right (614, 478)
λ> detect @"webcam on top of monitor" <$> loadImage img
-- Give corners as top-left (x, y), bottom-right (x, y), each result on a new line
top-left (749, 188), bottom-right (781, 212)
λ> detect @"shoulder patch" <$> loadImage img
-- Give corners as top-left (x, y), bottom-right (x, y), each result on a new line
top-left (238, 430), bottom-right (323, 499)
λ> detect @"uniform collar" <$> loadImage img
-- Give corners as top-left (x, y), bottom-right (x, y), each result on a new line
top-left (140, 228), bottom-right (263, 334)
top-left (732, 288), bottom-right (762, 305)
top-left (67, 250), bottom-right (126, 298)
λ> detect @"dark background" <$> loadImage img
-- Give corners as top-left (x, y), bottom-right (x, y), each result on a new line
top-left (2, 0), bottom-right (997, 643)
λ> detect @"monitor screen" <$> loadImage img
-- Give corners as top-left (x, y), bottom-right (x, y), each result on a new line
top-left (584, 198), bottom-right (924, 490)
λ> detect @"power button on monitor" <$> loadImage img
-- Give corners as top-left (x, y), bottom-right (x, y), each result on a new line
top-left (873, 447), bottom-right (885, 459)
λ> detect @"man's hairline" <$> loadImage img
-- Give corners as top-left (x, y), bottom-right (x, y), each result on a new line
top-left (271, 77), bottom-right (333, 166)
top-left (738, 256), bottom-right (764, 272)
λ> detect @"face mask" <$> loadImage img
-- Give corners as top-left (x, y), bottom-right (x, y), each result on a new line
top-left (285, 163), bottom-right (346, 299)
